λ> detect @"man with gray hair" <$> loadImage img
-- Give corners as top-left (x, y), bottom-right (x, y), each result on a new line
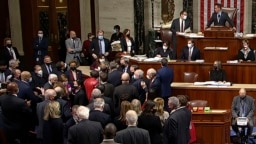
top-left (114, 110), bottom-right (151, 144)
top-left (132, 69), bottom-right (148, 103)
top-left (168, 96), bottom-right (180, 113)
top-left (43, 73), bottom-right (58, 90)
top-left (68, 106), bottom-right (103, 144)
top-left (89, 98), bottom-right (112, 128)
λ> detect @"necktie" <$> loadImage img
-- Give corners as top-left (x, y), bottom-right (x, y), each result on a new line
top-left (240, 100), bottom-right (246, 117)
top-left (73, 39), bottom-right (75, 48)
top-left (217, 14), bottom-right (220, 23)
top-left (181, 20), bottom-right (184, 32)
top-left (0, 73), bottom-right (4, 82)
top-left (9, 48), bottom-right (13, 58)
top-left (188, 48), bottom-right (192, 61)
top-left (99, 40), bottom-right (102, 55)
top-left (39, 37), bottom-right (42, 43)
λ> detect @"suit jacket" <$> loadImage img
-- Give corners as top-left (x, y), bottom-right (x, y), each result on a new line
top-left (43, 81), bottom-right (54, 90)
top-left (102, 82), bottom-right (115, 100)
top-left (0, 69), bottom-right (12, 83)
top-left (237, 48), bottom-right (255, 61)
top-left (65, 38), bottom-right (82, 64)
top-left (138, 114), bottom-right (163, 144)
top-left (90, 37), bottom-right (111, 58)
top-left (101, 139), bottom-right (119, 144)
top-left (36, 100), bottom-right (49, 139)
top-left (170, 18), bottom-right (191, 34)
top-left (114, 126), bottom-right (151, 144)
top-left (209, 69), bottom-right (226, 81)
top-left (0, 46), bottom-right (20, 63)
top-left (33, 36), bottom-right (49, 57)
top-left (41, 63), bottom-right (57, 81)
top-left (120, 37), bottom-right (136, 54)
top-left (207, 11), bottom-right (234, 27)
top-left (16, 80), bottom-right (39, 104)
top-left (30, 72), bottom-right (47, 89)
top-left (68, 119), bottom-right (103, 144)
top-left (132, 79), bottom-right (148, 103)
top-left (146, 77), bottom-right (161, 100)
top-left (74, 88), bottom-right (88, 106)
top-left (42, 118), bottom-right (63, 144)
top-left (157, 66), bottom-right (174, 97)
top-left (56, 98), bottom-right (72, 122)
top-left (108, 69), bottom-right (122, 87)
top-left (231, 95), bottom-right (255, 125)
top-left (163, 107), bottom-right (191, 144)
top-left (180, 46), bottom-right (200, 61)
top-left (65, 69), bottom-right (83, 88)
top-left (155, 47), bottom-right (173, 58)
top-left (89, 110), bottom-right (112, 128)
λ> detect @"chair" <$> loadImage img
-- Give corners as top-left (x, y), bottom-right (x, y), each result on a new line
top-left (184, 72), bottom-right (198, 83)
top-left (188, 100), bottom-right (208, 107)
top-left (160, 28), bottom-right (172, 43)
top-left (221, 7), bottom-right (238, 27)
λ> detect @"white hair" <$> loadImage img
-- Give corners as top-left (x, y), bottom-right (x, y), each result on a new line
top-left (76, 106), bottom-right (90, 120)
top-left (44, 89), bottom-right (57, 100)
top-left (9, 59), bottom-right (18, 67)
top-left (93, 98), bottom-right (105, 108)
top-left (48, 73), bottom-right (58, 81)
top-left (126, 110), bottom-right (138, 125)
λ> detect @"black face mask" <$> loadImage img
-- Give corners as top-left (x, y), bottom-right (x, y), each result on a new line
top-left (213, 66), bottom-right (217, 70)
top-left (6, 44), bottom-right (12, 48)
top-left (70, 67), bottom-right (76, 71)
top-left (126, 34), bottom-right (130, 37)
top-left (0, 69), bottom-right (5, 73)
top-left (46, 63), bottom-right (51, 66)
top-left (152, 109), bottom-right (157, 114)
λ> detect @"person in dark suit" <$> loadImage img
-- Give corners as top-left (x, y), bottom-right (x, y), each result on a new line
top-left (209, 60), bottom-right (226, 82)
top-left (68, 106), bottom-right (104, 144)
top-left (120, 29), bottom-right (137, 55)
top-left (101, 123), bottom-right (119, 144)
top-left (89, 98), bottom-right (112, 128)
top-left (30, 65), bottom-right (47, 89)
top-left (132, 69), bottom-right (148, 104)
top-left (0, 60), bottom-right (12, 83)
top-left (64, 105), bottom-right (79, 140)
top-left (231, 88), bottom-right (255, 140)
top-left (138, 100), bottom-right (163, 144)
top-left (114, 110), bottom-right (151, 144)
top-left (33, 30), bottom-right (49, 64)
top-left (163, 96), bottom-right (191, 144)
top-left (65, 60), bottom-right (83, 89)
top-left (43, 73), bottom-right (58, 90)
top-left (180, 39), bottom-right (200, 61)
top-left (90, 30), bottom-right (111, 61)
top-left (155, 41), bottom-right (173, 59)
top-left (0, 38), bottom-right (20, 65)
top-left (237, 39), bottom-right (255, 62)
top-left (99, 72), bottom-right (115, 100)
top-left (119, 57), bottom-right (131, 75)
top-left (170, 10), bottom-right (191, 59)
top-left (110, 25), bottom-right (123, 42)
top-left (41, 55), bottom-right (57, 82)
top-left (206, 3), bottom-right (236, 30)
top-left (0, 82), bottom-right (31, 143)
top-left (146, 68), bottom-right (161, 100)
top-left (55, 61), bottom-right (68, 77)
top-left (108, 61), bottom-right (122, 87)
top-left (73, 81), bottom-right (88, 106)
top-left (157, 58), bottom-right (174, 110)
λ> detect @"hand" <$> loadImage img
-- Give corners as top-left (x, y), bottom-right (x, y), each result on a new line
top-left (156, 54), bottom-right (161, 58)
top-left (36, 87), bottom-right (45, 96)
top-left (67, 48), bottom-right (73, 53)
top-left (123, 51), bottom-right (127, 54)
top-left (25, 99), bottom-right (31, 107)
top-left (140, 81), bottom-right (147, 89)
top-left (92, 54), bottom-right (97, 59)
top-left (104, 52), bottom-right (109, 56)
top-left (232, 27), bottom-right (237, 31)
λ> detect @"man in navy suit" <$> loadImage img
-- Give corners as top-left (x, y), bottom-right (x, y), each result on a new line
top-left (157, 58), bottom-right (174, 110)
top-left (180, 39), bottom-right (200, 61)
top-left (33, 30), bottom-right (49, 64)
top-left (0, 38), bottom-right (20, 65)
top-left (206, 3), bottom-right (236, 30)
top-left (90, 30), bottom-right (111, 61)
top-left (170, 10), bottom-right (191, 59)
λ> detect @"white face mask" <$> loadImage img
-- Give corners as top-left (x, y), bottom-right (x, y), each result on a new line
top-left (163, 46), bottom-right (168, 50)
top-left (29, 77), bottom-right (32, 82)
top-left (183, 16), bottom-right (187, 20)
top-left (37, 70), bottom-right (43, 76)
top-left (187, 44), bottom-right (192, 48)
top-left (99, 59), bottom-right (105, 63)
top-left (38, 34), bottom-right (43, 37)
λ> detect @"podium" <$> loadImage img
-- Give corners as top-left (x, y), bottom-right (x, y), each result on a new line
top-left (192, 110), bottom-right (231, 144)
top-left (204, 26), bottom-right (234, 38)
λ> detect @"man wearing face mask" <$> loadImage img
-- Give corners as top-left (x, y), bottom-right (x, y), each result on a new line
top-left (170, 10), bottom-right (192, 59)
top-left (180, 39), bottom-right (200, 61)
top-left (30, 65), bottom-right (46, 90)
top-left (90, 30), bottom-right (111, 61)
top-left (155, 41), bottom-right (173, 59)
top-left (110, 25), bottom-right (123, 42)
top-left (33, 30), bottom-right (49, 64)
top-left (209, 60), bottom-right (226, 82)
top-left (41, 55), bottom-right (57, 82)
top-left (0, 38), bottom-right (20, 65)
top-left (237, 39), bottom-right (255, 62)
top-left (82, 33), bottom-right (95, 65)
top-left (65, 60), bottom-right (83, 89)
top-left (65, 30), bottom-right (82, 65)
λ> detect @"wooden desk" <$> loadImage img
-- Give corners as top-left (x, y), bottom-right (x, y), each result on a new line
top-left (129, 59), bottom-right (256, 84)
top-left (171, 83), bottom-right (256, 110)
top-left (192, 110), bottom-right (231, 144)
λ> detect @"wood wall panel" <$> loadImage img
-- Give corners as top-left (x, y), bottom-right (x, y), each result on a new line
top-left (0, 0), bottom-right (10, 42)
top-left (67, 0), bottom-right (81, 37)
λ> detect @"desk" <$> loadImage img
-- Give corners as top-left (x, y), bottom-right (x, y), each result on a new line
top-left (129, 59), bottom-right (256, 83)
top-left (192, 110), bottom-right (231, 144)
top-left (171, 83), bottom-right (256, 109)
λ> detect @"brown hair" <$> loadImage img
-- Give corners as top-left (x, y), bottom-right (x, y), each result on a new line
top-left (118, 101), bottom-right (133, 123)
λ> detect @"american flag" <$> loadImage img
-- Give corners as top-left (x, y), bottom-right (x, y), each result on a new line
top-left (200, 0), bottom-right (244, 32)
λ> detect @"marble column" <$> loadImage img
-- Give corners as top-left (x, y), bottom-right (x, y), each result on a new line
top-left (79, 0), bottom-right (92, 41)
top-left (134, 0), bottom-right (145, 54)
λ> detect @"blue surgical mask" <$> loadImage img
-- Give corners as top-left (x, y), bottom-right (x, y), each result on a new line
top-left (98, 36), bottom-right (104, 40)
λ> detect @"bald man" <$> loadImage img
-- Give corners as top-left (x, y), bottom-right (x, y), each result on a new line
top-left (231, 88), bottom-right (255, 139)
top-left (65, 30), bottom-right (82, 65)
top-left (113, 73), bottom-right (139, 115)
top-left (114, 110), bottom-right (151, 144)
top-left (0, 82), bottom-right (31, 143)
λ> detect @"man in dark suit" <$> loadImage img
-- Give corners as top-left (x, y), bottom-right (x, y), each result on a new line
top-left (41, 55), bottom-right (57, 82)
top-left (65, 60), bottom-right (83, 89)
top-left (0, 38), bottom-right (20, 65)
top-left (108, 61), bottom-right (122, 87)
top-left (132, 69), bottom-right (148, 104)
top-left (0, 82), bottom-right (31, 143)
top-left (90, 30), bottom-right (111, 61)
top-left (163, 96), bottom-right (191, 144)
top-left (146, 68), bottom-right (161, 100)
top-left (231, 88), bottom-right (255, 140)
top-left (0, 60), bottom-right (12, 83)
top-left (43, 73), bottom-right (58, 90)
top-left (33, 30), bottom-right (49, 64)
top-left (180, 39), bottom-right (200, 61)
top-left (170, 10), bottom-right (191, 59)
top-left (30, 65), bottom-right (46, 89)
top-left (114, 110), bottom-right (151, 144)
top-left (206, 3), bottom-right (236, 30)
top-left (68, 106), bottom-right (104, 144)
top-left (157, 58), bottom-right (174, 110)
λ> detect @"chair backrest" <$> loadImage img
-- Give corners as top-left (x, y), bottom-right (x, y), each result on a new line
top-left (221, 7), bottom-right (238, 27)
top-left (188, 100), bottom-right (208, 107)
top-left (184, 72), bottom-right (198, 83)
top-left (160, 28), bottom-right (172, 43)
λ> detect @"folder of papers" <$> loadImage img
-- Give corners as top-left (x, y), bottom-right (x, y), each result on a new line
top-left (194, 81), bottom-right (231, 86)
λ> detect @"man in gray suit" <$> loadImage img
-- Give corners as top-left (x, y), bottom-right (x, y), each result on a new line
top-left (231, 88), bottom-right (255, 139)
top-left (65, 30), bottom-right (82, 65)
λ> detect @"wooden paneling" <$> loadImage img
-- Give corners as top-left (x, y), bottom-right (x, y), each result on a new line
top-left (129, 59), bottom-right (256, 84)
top-left (0, 0), bottom-right (10, 41)
top-left (67, 0), bottom-right (81, 38)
